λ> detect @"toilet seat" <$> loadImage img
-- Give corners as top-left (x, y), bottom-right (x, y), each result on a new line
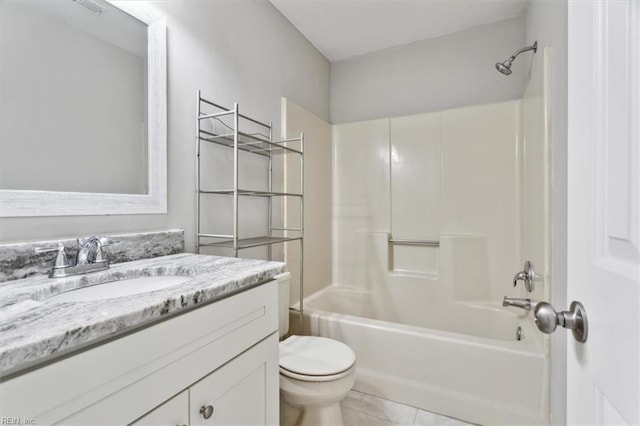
top-left (279, 336), bottom-right (356, 382)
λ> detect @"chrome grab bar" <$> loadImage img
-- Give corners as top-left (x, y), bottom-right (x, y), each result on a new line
top-left (388, 236), bottom-right (439, 247)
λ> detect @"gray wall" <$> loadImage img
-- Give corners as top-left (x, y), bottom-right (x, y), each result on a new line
top-left (330, 16), bottom-right (526, 123)
top-left (524, 1), bottom-right (568, 425)
top-left (0, 0), bottom-right (330, 248)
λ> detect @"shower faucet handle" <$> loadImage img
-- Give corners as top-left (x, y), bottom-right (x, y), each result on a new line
top-left (513, 261), bottom-right (536, 292)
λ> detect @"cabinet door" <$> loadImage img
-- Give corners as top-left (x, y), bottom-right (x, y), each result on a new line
top-left (129, 390), bottom-right (188, 426)
top-left (190, 334), bottom-right (279, 426)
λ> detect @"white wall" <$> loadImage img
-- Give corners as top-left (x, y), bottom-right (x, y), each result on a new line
top-left (524, 1), bottom-right (569, 425)
top-left (0, 0), bottom-right (330, 249)
top-left (330, 16), bottom-right (526, 124)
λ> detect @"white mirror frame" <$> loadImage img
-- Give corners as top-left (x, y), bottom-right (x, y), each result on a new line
top-left (0, 1), bottom-right (166, 217)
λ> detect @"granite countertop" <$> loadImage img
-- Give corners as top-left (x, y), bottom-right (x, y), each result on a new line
top-left (0, 253), bottom-right (286, 378)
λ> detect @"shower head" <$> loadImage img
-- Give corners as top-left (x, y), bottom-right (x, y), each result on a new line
top-left (495, 41), bottom-right (537, 76)
top-left (495, 60), bottom-right (513, 75)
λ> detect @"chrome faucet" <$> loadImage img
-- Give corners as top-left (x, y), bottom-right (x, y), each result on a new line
top-left (76, 236), bottom-right (112, 265)
top-left (35, 235), bottom-right (116, 278)
top-left (502, 297), bottom-right (535, 311)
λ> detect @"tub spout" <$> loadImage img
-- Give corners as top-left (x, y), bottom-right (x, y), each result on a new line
top-left (502, 297), bottom-right (534, 311)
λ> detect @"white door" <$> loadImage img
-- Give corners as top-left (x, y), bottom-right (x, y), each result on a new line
top-left (567, 1), bottom-right (640, 425)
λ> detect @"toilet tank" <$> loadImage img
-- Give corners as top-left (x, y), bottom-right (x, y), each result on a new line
top-left (275, 272), bottom-right (291, 338)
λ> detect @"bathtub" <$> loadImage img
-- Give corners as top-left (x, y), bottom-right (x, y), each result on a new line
top-left (292, 285), bottom-right (549, 426)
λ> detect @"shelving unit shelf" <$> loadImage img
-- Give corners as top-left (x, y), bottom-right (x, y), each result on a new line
top-left (199, 189), bottom-right (302, 198)
top-left (198, 236), bottom-right (303, 250)
top-left (199, 129), bottom-right (303, 156)
top-left (195, 91), bottom-right (304, 327)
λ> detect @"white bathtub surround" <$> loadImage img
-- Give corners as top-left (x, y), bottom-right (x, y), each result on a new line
top-left (440, 102), bottom-right (521, 300)
top-left (331, 100), bottom-right (528, 324)
top-left (332, 100), bottom-right (524, 303)
top-left (390, 113), bottom-right (441, 243)
top-left (519, 48), bottom-right (552, 305)
top-left (0, 253), bottom-right (285, 376)
top-left (301, 234), bottom-right (526, 338)
top-left (341, 390), bottom-right (474, 426)
top-left (282, 98), bottom-right (333, 308)
top-left (326, 95), bottom-right (552, 424)
top-left (0, 229), bottom-right (184, 282)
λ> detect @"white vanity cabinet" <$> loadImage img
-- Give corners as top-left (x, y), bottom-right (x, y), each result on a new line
top-left (0, 280), bottom-right (279, 426)
top-left (189, 336), bottom-right (276, 426)
top-left (131, 391), bottom-right (189, 426)
top-left (130, 335), bottom-right (278, 426)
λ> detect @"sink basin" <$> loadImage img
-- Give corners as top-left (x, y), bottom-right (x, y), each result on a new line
top-left (45, 276), bottom-right (193, 303)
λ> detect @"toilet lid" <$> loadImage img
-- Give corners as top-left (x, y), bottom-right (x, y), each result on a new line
top-left (279, 335), bottom-right (356, 376)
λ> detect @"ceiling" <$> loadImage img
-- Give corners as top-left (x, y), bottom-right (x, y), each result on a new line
top-left (269, 0), bottom-right (527, 62)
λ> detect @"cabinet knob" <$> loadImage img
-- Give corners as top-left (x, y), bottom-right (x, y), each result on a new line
top-left (200, 405), bottom-right (214, 419)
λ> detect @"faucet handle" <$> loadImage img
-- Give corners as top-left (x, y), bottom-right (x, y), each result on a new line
top-left (94, 245), bottom-right (108, 263)
top-left (95, 236), bottom-right (119, 263)
top-left (35, 243), bottom-right (70, 269)
top-left (513, 261), bottom-right (536, 292)
top-left (34, 245), bottom-right (60, 254)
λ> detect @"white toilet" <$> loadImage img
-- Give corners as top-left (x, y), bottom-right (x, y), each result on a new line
top-left (276, 273), bottom-right (356, 426)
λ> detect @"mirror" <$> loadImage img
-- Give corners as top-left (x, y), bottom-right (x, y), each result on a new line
top-left (0, 0), bottom-right (166, 217)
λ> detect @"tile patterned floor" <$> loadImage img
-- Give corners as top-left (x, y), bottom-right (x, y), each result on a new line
top-left (340, 390), bottom-right (474, 426)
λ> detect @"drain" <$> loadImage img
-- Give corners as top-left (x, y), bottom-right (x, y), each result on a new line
top-left (516, 326), bottom-right (524, 341)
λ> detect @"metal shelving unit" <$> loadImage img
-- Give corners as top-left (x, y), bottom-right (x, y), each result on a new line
top-left (195, 91), bottom-right (304, 329)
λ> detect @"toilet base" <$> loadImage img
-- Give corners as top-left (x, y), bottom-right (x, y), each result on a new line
top-left (280, 398), bottom-right (344, 426)
top-left (279, 364), bottom-right (355, 426)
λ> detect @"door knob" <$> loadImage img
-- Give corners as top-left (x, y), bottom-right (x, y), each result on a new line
top-left (534, 301), bottom-right (588, 342)
top-left (200, 405), bottom-right (214, 419)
